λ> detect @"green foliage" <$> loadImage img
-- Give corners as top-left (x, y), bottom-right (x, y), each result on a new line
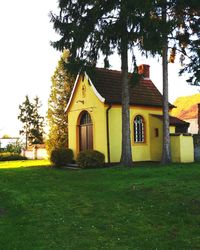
top-left (0, 152), bottom-right (27, 161)
top-left (46, 50), bottom-right (75, 155)
top-left (139, 1), bottom-right (200, 84)
top-left (30, 96), bottom-right (45, 144)
top-left (179, 40), bottom-right (200, 85)
top-left (50, 148), bottom-right (74, 167)
top-left (18, 95), bottom-right (44, 148)
top-left (77, 150), bottom-right (105, 168)
top-left (50, 1), bottom-right (145, 70)
top-left (5, 142), bottom-right (22, 154)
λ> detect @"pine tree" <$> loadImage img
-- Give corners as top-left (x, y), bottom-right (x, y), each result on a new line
top-left (18, 95), bottom-right (33, 149)
top-left (30, 96), bottom-right (44, 145)
top-left (139, 0), bottom-right (200, 164)
top-left (18, 95), bottom-right (44, 148)
top-left (50, 1), bottom-right (148, 166)
top-left (46, 50), bottom-right (75, 154)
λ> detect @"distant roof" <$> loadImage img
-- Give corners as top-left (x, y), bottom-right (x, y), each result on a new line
top-left (151, 114), bottom-right (190, 126)
top-left (89, 67), bottom-right (174, 108)
top-left (177, 103), bottom-right (198, 120)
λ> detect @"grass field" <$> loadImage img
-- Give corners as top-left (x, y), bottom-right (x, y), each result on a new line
top-left (0, 161), bottom-right (200, 249)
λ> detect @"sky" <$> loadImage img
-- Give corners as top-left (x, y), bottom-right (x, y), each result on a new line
top-left (0, 1), bottom-right (199, 137)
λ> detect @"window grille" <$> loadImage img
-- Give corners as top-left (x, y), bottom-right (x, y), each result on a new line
top-left (134, 115), bottom-right (145, 143)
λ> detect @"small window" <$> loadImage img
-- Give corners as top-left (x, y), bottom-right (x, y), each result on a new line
top-left (155, 128), bottom-right (159, 137)
top-left (134, 115), bottom-right (145, 143)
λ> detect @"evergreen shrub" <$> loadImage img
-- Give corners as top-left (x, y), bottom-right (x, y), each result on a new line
top-left (50, 148), bottom-right (73, 167)
top-left (77, 150), bottom-right (105, 168)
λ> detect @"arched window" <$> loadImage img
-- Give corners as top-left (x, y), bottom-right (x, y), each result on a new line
top-left (79, 111), bottom-right (93, 151)
top-left (80, 112), bottom-right (92, 125)
top-left (134, 115), bottom-right (145, 143)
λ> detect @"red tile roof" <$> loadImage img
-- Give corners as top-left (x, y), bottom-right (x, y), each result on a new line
top-left (178, 103), bottom-right (198, 119)
top-left (89, 67), bottom-right (174, 108)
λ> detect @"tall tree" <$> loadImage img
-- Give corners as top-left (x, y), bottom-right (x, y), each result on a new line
top-left (18, 95), bottom-right (44, 148)
top-left (18, 95), bottom-right (34, 149)
top-left (140, 0), bottom-right (200, 163)
top-left (30, 96), bottom-right (44, 145)
top-left (46, 50), bottom-right (75, 154)
top-left (50, 0), bottom-right (147, 166)
top-left (161, 3), bottom-right (171, 164)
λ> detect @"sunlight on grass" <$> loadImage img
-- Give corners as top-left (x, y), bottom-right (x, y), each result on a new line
top-left (0, 160), bottom-right (51, 169)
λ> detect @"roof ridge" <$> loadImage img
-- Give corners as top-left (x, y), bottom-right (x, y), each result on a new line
top-left (95, 67), bottom-right (151, 78)
top-left (95, 67), bottom-right (122, 74)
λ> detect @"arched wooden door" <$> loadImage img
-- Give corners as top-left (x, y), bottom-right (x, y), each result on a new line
top-left (79, 111), bottom-right (93, 151)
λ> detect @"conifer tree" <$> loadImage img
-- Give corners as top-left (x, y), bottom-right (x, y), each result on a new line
top-left (139, 0), bottom-right (200, 164)
top-left (18, 95), bottom-right (44, 148)
top-left (30, 96), bottom-right (44, 145)
top-left (46, 50), bottom-right (75, 154)
top-left (50, 1), bottom-right (148, 166)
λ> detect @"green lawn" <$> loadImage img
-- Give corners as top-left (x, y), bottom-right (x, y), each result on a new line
top-left (0, 161), bottom-right (200, 249)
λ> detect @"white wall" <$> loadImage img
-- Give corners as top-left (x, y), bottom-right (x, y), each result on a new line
top-left (22, 148), bottom-right (48, 160)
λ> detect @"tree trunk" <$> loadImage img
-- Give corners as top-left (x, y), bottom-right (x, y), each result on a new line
top-left (161, 8), bottom-right (171, 164)
top-left (120, 25), bottom-right (133, 166)
top-left (25, 123), bottom-right (28, 150)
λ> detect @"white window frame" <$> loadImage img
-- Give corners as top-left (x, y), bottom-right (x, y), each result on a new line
top-left (134, 115), bottom-right (145, 143)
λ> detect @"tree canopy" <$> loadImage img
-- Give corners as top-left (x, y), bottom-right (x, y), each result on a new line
top-left (18, 95), bottom-right (44, 148)
top-left (46, 50), bottom-right (75, 155)
top-left (140, 1), bottom-right (200, 82)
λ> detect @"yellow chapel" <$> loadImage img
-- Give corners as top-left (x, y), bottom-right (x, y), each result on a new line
top-left (66, 64), bottom-right (194, 163)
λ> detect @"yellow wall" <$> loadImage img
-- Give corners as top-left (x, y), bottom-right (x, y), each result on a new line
top-left (170, 135), bottom-right (181, 162)
top-left (170, 126), bottom-right (175, 133)
top-left (149, 115), bottom-right (163, 161)
top-left (67, 74), bottom-right (108, 161)
top-left (108, 107), bottom-right (122, 162)
top-left (180, 135), bottom-right (194, 162)
top-left (108, 106), bottom-right (166, 162)
top-left (171, 135), bottom-right (194, 162)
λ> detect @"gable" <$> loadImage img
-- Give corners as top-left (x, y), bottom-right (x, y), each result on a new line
top-left (66, 71), bottom-right (105, 112)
